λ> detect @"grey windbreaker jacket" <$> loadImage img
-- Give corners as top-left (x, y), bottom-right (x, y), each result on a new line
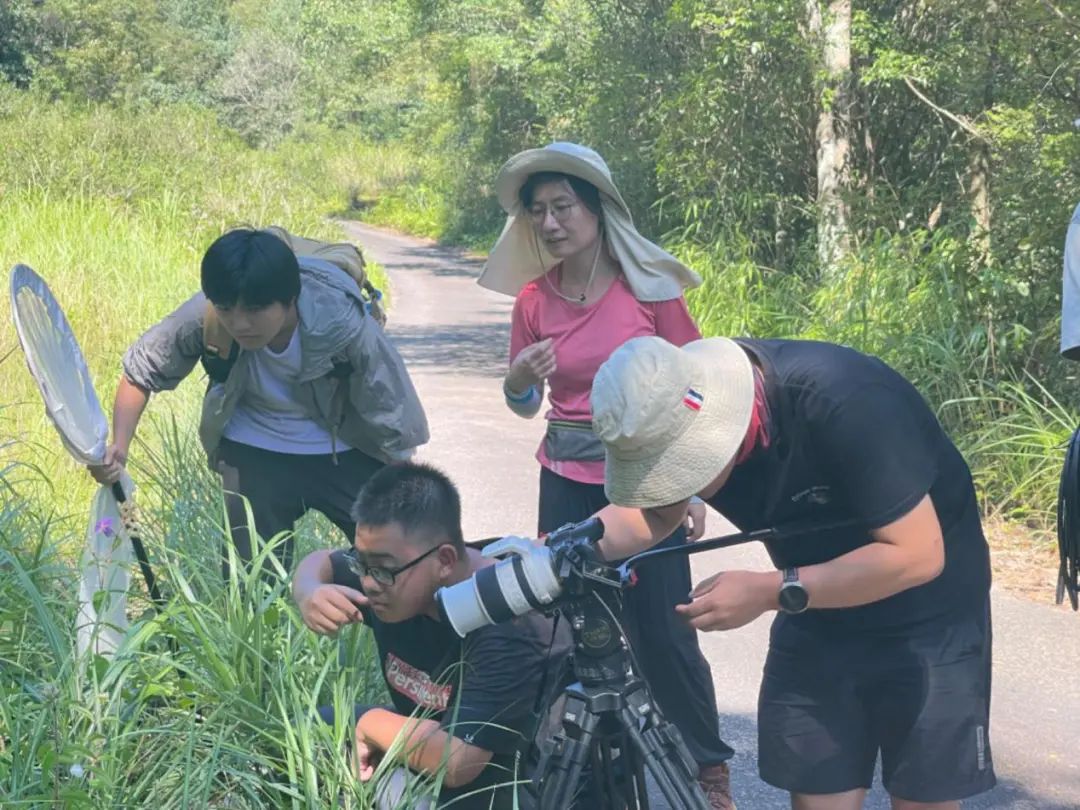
top-left (122, 257), bottom-right (429, 466)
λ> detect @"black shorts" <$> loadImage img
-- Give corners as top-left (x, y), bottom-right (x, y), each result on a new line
top-left (758, 602), bottom-right (995, 802)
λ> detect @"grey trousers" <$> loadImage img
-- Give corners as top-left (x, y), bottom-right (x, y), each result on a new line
top-left (371, 767), bottom-right (435, 810)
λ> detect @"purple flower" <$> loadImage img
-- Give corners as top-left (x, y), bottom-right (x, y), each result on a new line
top-left (94, 517), bottom-right (115, 538)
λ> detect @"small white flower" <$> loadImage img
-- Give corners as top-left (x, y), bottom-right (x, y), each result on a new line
top-left (70, 763), bottom-right (85, 779)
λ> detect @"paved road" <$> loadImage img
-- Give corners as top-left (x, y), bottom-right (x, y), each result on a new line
top-left (342, 221), bottom-right (1080, 809)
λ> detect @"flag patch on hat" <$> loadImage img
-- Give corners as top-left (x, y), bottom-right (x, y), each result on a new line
top-left (683, 388), bottom-right (704, 411)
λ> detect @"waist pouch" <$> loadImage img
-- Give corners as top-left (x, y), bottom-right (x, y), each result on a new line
top-left (544, 420), bottom-right (606, 462)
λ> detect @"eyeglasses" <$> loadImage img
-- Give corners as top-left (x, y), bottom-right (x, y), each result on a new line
top-left (527, 201), bottom-right (578, 224)
top-left (344, 544), bottom-right (442, 586)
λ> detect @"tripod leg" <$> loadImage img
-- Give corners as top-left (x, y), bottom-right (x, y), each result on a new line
top-left (628, 739), bottom-right (650, 809)
top-left (617, 703), bottom-right (711, 810)
top-left (537, 691), bottom-right (599, 809)
top-left (615, 727), bottom-right (649, 810)
top-left (595, 739), bottom-right (622, 809)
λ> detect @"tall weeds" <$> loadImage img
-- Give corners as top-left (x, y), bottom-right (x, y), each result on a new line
top-left (0, 422), bottom-right (402, 808)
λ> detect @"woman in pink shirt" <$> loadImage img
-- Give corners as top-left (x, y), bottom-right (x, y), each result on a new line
top-left (479, 143), bottom-right (735, 810)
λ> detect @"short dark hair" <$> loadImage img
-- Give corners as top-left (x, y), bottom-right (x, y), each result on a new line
top-left (200, 228), bottom-right (300, 309)
top-left (351, 463), bottom-right (465, 552)
top-left (519, 171), bottom-right (603, 217)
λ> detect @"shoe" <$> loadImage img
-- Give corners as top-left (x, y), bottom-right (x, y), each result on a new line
top-left (697, 761), bottom-right (736, 810)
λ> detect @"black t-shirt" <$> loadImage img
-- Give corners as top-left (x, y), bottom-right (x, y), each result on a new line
top-left (329, 550), bottom-right (570, 809)
top-left (707, 339), bottom-right (991, 633)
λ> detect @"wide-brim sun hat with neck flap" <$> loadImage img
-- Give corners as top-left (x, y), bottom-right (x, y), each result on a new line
top-left (478, 141), bottom-right (701, 302)
top-left (591, 336), bottom-right (755, 508)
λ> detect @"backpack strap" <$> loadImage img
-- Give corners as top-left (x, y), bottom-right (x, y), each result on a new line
top-left (201, 303), bottom-right (239, 384)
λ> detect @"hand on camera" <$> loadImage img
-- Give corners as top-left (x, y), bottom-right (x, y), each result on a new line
top-left (88, 444), bottom-right (127, 485)
top-left (299, 584), bottom-right (368, 634)
top-left (507, 338), bottom-right (557, 390)
top-left (675, 570), bottom-right (776, 631)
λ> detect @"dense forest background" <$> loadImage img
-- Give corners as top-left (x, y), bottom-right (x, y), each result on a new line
top-left (6, 0), bottom-right (1080, 527)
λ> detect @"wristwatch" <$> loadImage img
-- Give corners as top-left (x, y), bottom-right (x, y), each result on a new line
top-left (778, 567), bottom-right (810, 614)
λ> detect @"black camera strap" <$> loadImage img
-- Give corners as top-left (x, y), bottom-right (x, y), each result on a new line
top-left (522, 612), bottom-right (570, 757)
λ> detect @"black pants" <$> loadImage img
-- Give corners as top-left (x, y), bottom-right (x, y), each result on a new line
top-left (216, 438), bottom-right (384, 578)
top-left (537, 466), bottom-right (734, 767)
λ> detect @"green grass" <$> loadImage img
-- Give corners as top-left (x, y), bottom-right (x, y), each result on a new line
top-left (0, 423), bottom-right (407, 808)
top-left (955, 375), bottom-right (1077, 529)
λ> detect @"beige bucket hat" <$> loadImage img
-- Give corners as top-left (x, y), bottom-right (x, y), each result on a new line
top-left (591, 336), bottom-right (755, 507)
top-left (478, 142), bottom-right (701, 302)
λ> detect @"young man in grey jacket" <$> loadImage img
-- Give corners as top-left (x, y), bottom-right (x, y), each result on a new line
top-left (89, 227), bottom-right (429, 577)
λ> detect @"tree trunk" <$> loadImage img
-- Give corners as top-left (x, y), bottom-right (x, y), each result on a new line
top-left (969, 0), bottom-right (999, 264)
top-left (808, 0), bottom-right (852, 277)
top-left (968, 143), bottom-right (992, 257)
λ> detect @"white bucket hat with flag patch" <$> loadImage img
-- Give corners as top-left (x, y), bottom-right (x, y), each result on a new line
top-left (478, 142), bottom-right (701, 302)
top-left (591, 336), bottom-right (755, 507)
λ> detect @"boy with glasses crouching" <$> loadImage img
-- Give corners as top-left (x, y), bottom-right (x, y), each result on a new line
top-left (293, 462), bottom-right (569, 809)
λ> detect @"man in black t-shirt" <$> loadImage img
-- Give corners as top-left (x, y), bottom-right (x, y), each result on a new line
top-left (586, 336), bottom-right (995, 810)
top-left (292, 463), bottom-right (569, 809)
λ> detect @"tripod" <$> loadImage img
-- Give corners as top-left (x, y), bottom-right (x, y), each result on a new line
top-left (533, 571), bottom-right (710, 809)
top-left (457, 518), bottom-right (865, 808)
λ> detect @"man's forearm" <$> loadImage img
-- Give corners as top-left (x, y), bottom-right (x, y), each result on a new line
top-left (801, 496), bottom-right (945, 609)
top-left (595, 503), bottom-right (683, 560)
top-left (111, 375), bottom-right (150, 454)
top-left (799, 535), bottom-right (944, 609)
top-left (356, 708), bottom-right (486, 788)
top-left (741, 534), bottom-right (945, 614)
